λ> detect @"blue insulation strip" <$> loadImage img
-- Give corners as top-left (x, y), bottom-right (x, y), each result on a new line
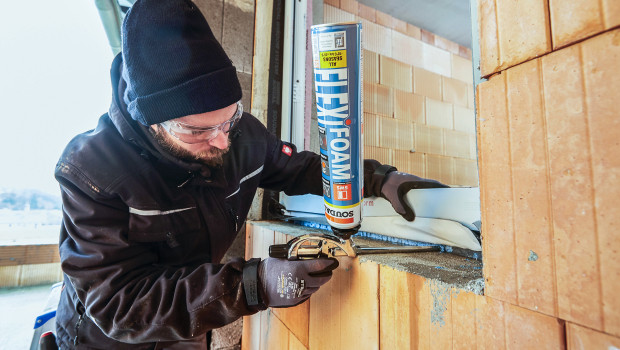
top-left (293, 219), bottom-right (441, 249)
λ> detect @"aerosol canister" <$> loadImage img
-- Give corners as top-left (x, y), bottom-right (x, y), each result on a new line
top-left (311, 22), bottom-right (363, 239)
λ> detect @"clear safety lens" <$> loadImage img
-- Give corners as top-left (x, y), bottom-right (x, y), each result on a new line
top-left (160, 101), bottom-right (243, 144)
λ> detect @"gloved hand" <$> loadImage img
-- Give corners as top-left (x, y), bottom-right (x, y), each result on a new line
top-left (258, 257), bottom-right (339, 308)
top-left (381, 170), bottom-right (449, 221)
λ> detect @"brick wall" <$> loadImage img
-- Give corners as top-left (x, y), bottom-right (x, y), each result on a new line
top-left (242, 223), bottom-right (580, 350)
top-left (478, 0), bottom-right (620, 344)
top-left (241, 0), bottom-right (620, 348)
top-left (321, 1), bottom-right (478, 187)
top-left (0, 245), bottom-right (62, 287)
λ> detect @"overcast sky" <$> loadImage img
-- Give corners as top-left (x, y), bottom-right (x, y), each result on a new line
top-left (0, 0), bottom-right (114, 196)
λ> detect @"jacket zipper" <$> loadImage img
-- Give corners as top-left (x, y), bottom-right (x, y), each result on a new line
top-left (227, 206), bottom-right (239, 232)
top-left (74, 313), bottom-right (85, 345)
top-left (206, 187), bottom-right (237, 234)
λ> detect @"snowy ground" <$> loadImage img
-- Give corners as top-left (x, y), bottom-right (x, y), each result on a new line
top-left (0, 209), bottom-right (62, 245)
top-left (0, 224), bottom-right (61, 245)
top-left (0, 284), bottom-right (54, 349)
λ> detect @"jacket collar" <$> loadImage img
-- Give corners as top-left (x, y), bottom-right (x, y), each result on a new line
top-left (107, 53), bottom-right (227, 188)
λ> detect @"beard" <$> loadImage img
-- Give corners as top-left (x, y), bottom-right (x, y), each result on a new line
top-left (150, 126), bottom-right (230, 168)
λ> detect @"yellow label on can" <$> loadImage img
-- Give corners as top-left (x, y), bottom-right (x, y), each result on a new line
top-left (320, 50), bottom-right (347, 69)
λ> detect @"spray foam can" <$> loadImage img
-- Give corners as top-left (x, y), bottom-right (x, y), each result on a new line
top-left (311, 22), bottom-right (363, 239)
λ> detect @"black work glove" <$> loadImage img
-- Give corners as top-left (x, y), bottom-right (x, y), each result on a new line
top-left (258, 257), bottom-right (339, 308)
top-left (380, 170), bottom-right (449, 221)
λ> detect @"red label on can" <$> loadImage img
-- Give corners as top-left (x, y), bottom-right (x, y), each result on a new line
top-left (333, 183), bottom-right (351, 201)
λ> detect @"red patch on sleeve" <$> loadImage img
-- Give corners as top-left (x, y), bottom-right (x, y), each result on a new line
top-left (282, 144), bottom-right (293, 156)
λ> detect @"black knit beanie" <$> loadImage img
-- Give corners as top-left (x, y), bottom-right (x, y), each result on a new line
top-left (121, 0), bottom-right (242, 125)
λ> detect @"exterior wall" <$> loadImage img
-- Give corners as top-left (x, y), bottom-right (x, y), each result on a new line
top-left (478, 0), bottom-right (620, 77)
top-left (317, 1), bottom-right (478, 187)
top-left (478, 0), bottom-right (620, 343)
top-left (0, 244), bottom-right (62, 287)
top-left (243, 0), bottom-right (620, 348)
top-left (241, 222), bottom-right (589, 350)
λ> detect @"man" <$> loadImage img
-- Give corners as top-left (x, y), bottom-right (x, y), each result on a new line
top-left (54, 0), bottom-right (447, 348)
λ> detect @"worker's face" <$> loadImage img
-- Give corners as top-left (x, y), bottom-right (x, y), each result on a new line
top-left (150, 102), bottom-right (240, 167)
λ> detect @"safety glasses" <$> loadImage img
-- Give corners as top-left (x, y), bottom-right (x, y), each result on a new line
top-left (159, 101), bottom-right (243, 144)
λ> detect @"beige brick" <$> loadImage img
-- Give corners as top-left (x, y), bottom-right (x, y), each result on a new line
top-left (415, 124), bottom-right (444, 155)
top-left (413, 67), bottom-right (442, 100)
top-left (451, 291), bottom-right (478, 349)
top-left (477, 74), bottom-right (518, 305)
top-left (360, 19), bottom-right (392, 57)
top-left (422, 42), bottom-right (452, 77)
top-left (454, 105), bottom-right (476, 135)
top-left (263, 310), bottom-right (290, 348)
top-left (19, 263), bottom-right (62, 286)
top-left (567, 323), bottom-right (620, 349)
top-left (324, 4), bottom-right (356, 23)
top-left (420, 28), bottom-right (434, 44)
top-left (393, 17), bottom-right (408, 35)
top-left (364, 82), bottom-right (393, 117)
top-left (478, 0), bottom-right (500, 76)
top-left (363, 50), bottom-right (379, 83)
top-left (376, 84), bottom-right (393, 117)
top-left (0, 266), bottom-right (21, 287)
top-left (380, 56), bottom-right (413, 92)
top-left (603, 0), bottom-right (620, 28)
top-left (406, 23), bottom-right (422, 40)
top-left (426, 154), bottom-right (453, 185)
top-left (394, 90), bottom-right (425, 124)
top-left (363, 113), bottom-right (379, 147)
top-left (339, 0), bottom-right (358, 14)
top-left (459, 46), bottom-right (473, 60)
top-left (393, 150), bottom-right (411, 175)
top-left (475, 295), bottom-right (506, 349)
top-left (453, 158), bottom-right (479, 187)
top-left (241, 314), bottom-right (259, 350)
top-left (379, 116), bottom-right (399, 149)
top-left (397, 119), bottom-right (414, 150)
top-left (445, 129), bottom-right (472, 159)
top-left (550, 0), bottom-right (604, 49)
top-left (409, 150), bottom-right (425, 176)
top-left (376, 10), bottom-right (394, 29)
top-left (582, 29), bottom-right (620, 337)
top-left (392, 30), bottom-right (424, 68)
top-left (434, 35), bottom-right (459, 55)
top-left (496, 0), bottom-right (552, 70)
top-left (507, 59), bottom-right (557, 317)
top-left (364, 145), bottom-right (393, 165)
top-left (452, 54), bottom-right (474, 85)
top-left (543, 44), bottom-right (602, 330)
top-left (309, 260), bottom-right (380, 349)
top-left (442, 76), bottom-right (469, 107)
top-left (426, 98), bottom-right (453, 130)
top-left (273, 300), bottom-right (309, 348)
top-left (358, 3), bottom-right (375, 22)
top-left (324, 0), bottom-right (339, 8)
top-left (505, 303), bottom-right (565, 349)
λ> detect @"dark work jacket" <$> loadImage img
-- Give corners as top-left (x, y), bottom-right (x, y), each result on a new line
top-left (54, 54), bottom-right (385, 349)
